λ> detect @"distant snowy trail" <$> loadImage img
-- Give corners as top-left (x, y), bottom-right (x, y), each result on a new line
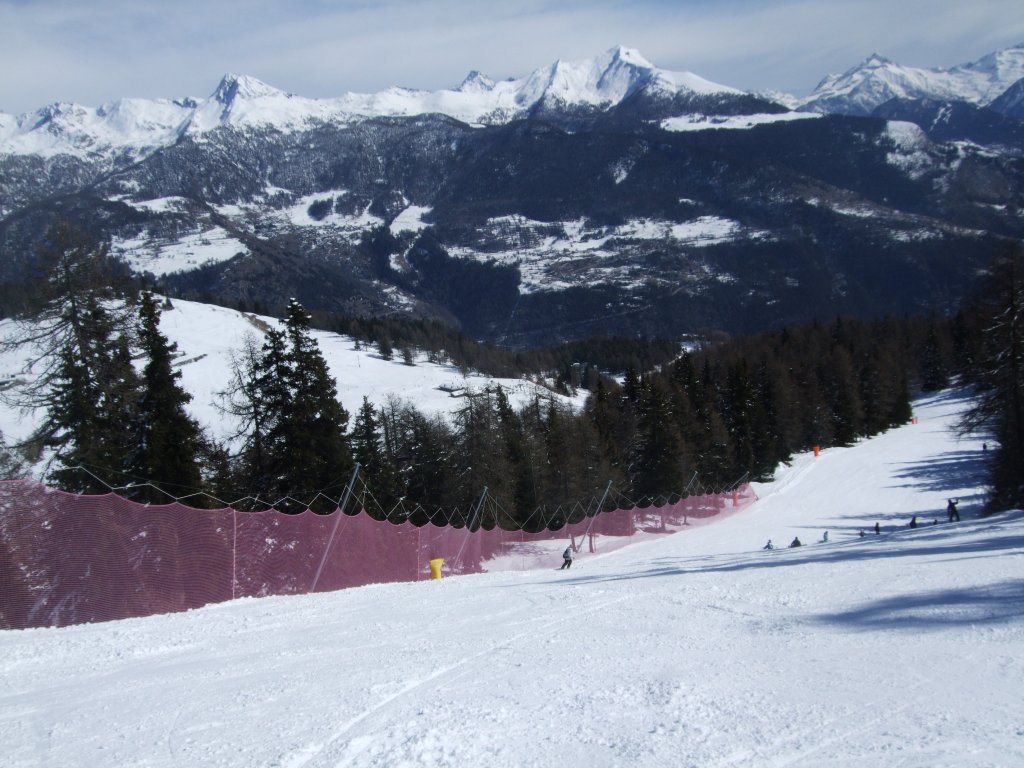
top-left (2, 390), bottom-right (1022, 767)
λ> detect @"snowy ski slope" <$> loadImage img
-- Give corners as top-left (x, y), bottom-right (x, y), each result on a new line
top-left (1, 389), bottom-right (1022, 767)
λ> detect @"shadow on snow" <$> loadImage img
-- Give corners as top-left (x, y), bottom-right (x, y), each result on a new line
top-left (811, 579), bottom-right (1024, 631)
top-left (536, 514), bottom-right (1024, 632)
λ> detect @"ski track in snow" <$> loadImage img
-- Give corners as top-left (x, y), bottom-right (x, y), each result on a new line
top-left (294, 593), bottom-right (633, 768)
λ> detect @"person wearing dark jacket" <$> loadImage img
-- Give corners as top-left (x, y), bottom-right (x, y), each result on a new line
top-left (559, 546), bottom-right (573, 570)
top-left (789, 536), bottom-right (802, 548)
top-left (947, 499), bottom-right (960, 522)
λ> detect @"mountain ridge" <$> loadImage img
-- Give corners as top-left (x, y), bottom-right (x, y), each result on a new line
top-left (799, 42), bottom-right (1024, 115)
top-left (5, 43), bottom-right (1024, 162)
top-left (1, 45), bottom-right (1023, 347)
top-left (0, 46), bottom-right (746, 162)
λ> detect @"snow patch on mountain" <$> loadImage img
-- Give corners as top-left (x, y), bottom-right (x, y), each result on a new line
top-left (111, 226), bottom-right (248, 277)
top-left (448, 215), bottom-right (765, 293)
top-left (883, 121), bottom-right (933, 178)
top-left (389, 205), bottom-right (432, 234)
top-left (281, 191), bottom-right (383, 233)
top-left (120, 196), bottom-right (192, 214)
top-left (661, 111), bottom-right (821, 132)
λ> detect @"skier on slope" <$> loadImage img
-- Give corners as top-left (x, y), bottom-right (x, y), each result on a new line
top-left (763, 539), bottom-right (774, 550)
top-left (559, 545), bottom-right (573, 570)
top-left (947, 498), bottom-right (960, 522)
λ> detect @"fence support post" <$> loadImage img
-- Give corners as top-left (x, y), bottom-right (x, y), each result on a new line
top-left (581, 480), bottom-right (613, 553)
top-left (310, 463), bottom-right (361, 593)
top-left (470, 486), bottom-right (488, 530)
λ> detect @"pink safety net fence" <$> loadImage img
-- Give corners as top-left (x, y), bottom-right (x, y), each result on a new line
top-left (0, 479), bottom-right (757, 630)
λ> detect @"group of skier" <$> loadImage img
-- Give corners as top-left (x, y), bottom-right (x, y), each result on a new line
top-left (909, 499), bottom-right (960, 529)
top-left (763, 499), bottom-right (962, 551)
top-left (560, 500), bottom-right (964, 567)
top-left (762, 531), bottom-right (828, 550)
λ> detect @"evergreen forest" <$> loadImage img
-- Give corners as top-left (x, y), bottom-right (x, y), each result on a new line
top-left (3, 224), bottom-right (1022, 521)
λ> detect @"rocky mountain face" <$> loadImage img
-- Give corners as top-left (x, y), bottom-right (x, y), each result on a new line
top-left (1, 47), bottom-right (1023, 346)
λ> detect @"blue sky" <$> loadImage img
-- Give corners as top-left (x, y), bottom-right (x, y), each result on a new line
top-left (2, 0), bottom-right (1023, 113)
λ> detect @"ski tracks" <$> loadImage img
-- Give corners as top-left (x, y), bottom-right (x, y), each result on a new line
top-left (720, 669), bottom-right (934, 768)
top-left (280, 590), bottom-right (632, 768)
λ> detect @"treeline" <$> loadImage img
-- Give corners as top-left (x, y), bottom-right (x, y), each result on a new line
top-left (956, 243), bottom-right (1024, 511)
top-left (8, 223), bottom-right (1017, 522)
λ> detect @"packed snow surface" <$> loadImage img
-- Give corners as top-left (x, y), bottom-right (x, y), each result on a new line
top-left (3, 389), bottom-right (1021, 767)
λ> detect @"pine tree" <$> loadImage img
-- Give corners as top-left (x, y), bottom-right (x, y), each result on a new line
top-left (221, 329), bottom-right (289, 502)
top-left (722, 359), bottom-right (757, 475)
top-left (223, 303), bottom-right (353, 510)
top-left (451, 389), bottom-right (514, 527)
top-left (280, 300), bottom-right (353, 510)
top-left (386, 402), bottom-right (456, 523)
top-left (960, 244), bottom-right (1024, 509)
top-left (919, 324), bottom-right (951, 392)
top-left (0, 223), bottom-right (140, 491)
top-left (827, 348), bottom-right (865, 446)
top-left (494, 386), bottom-right (537, 527)
top-left (43, 291), bottom-right (141, 491)
top-left (350, 396), bottom-right (403, 517)
top-left (632, 376), bottom-right (685, 499)
top-left (127, 292), bottom-right (204, 502)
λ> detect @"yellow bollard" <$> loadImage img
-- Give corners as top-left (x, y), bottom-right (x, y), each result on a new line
top-left (429, 558), bottom-right (444, 580)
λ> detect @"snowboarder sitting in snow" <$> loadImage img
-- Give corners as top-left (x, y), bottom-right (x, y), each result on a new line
top-left (559, 546), bottom-right (573, 570)
top-left (789, 536), bottom-right (802, 548)
top-left (946, 498), bottom-right (960, 522)
top-left (763, 539), bottom-right (774, 550)
top-left (909, 515), bottom-right (918, 529)
top-left (821, 531), bottom-right (829, 543)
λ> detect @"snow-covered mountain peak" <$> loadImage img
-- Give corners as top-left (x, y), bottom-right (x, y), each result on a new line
top-left (802, 41), bottom-right (1024, 115)
top-left (0, 96), bottom-right (191, 160)
top-left (521, 46), bottom-right (735, 108)
top-left (862, 53), bottom-right (895, 68)
top-left (212, 73), bottom-right (289, 104)
top-left (457, 70), bottom-right (496, 93)
top-left (957, 43), bottom-right (1024, 76)
top-left (0, 47), bottom-right (745, 160)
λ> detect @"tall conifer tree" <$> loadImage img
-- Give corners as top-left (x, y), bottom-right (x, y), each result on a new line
top-left (280, 299), bottom-right (353, 509)
top-left (128, 292), bottom-right (204, 501)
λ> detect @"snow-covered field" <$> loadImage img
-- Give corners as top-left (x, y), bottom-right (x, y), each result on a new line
top-left (3, 389), bottom-right (1021, 767)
